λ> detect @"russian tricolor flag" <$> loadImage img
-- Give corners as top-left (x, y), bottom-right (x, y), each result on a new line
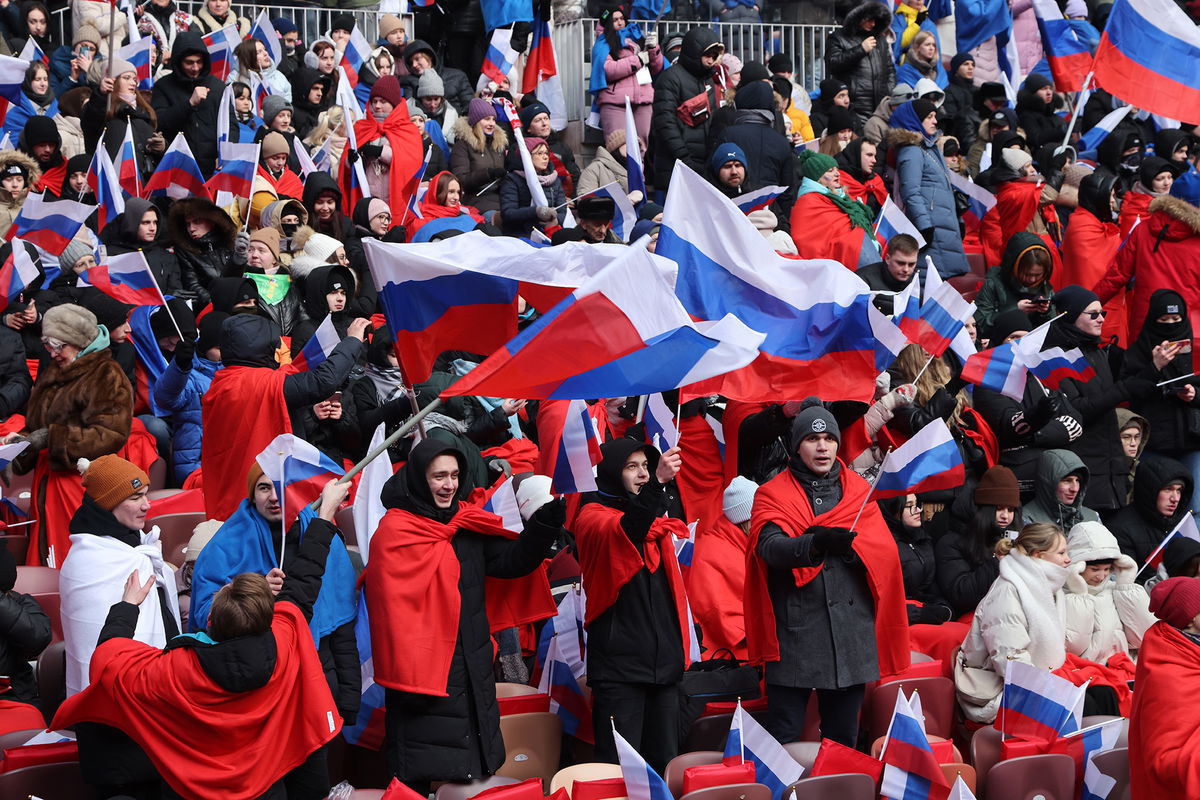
top-left (722, 699), bottom-right (805, 800)
top-left (875, 196), bottom-right (927, 249)
top-left (948, 171), bottom-right (996, 232)
top-left (249, 11), bottom-right (282, 68)
top-left (1069, 718), bottom-right (1125, 800)
top-left (81, 251), bottom-right (166, 307)
top-left (658, 161), bottom-right (899, 404)
top-left (403, 147), bottom-right (432, 223)
top-left (734, 184), bottom-right (789, 215)
top-left (0, 53), bottom-right (26, 125)
top-left (1076, 104), bottom-right (1133, 153)
top-left (438, 241), bottom-right (765, 402)
top-left (0, 441), bottom-right (29, 472)
top-left (642, 393), bottom-right (679, 453)
top-left (7, 193), bottom-right (96, 257)
top-left (900, 281), bottom-right (976, 358)
top-left (874, 418), bottom-right (965, 499)
top-left (479, 27), bottom-right (518, 90)
top-left (1032, 0), bottom-right (1093, 91)
top-left (342, 593), bottom-right (386, 750)
top-left (202, 24), bottom-right (241, 82)
top-left (144, 134), bottom-right (210, 200)
top-left (1093, 0), bottom-right (1200, 123)
top-left (962, 339), bottom-right (1027, 400)
top-left (339, 26), bottom-right (372, 89)
top-left (116, 125), bottom-right (141, 200)
top-left (624, 97), bottom-right (645, 208)
top-left (1016, 318), bottom-right (1096, 389)
top-left (536, 588), bottom-right (592, 742)
top-left (520, 8), bottom-right (566, 129)
top-left (291, 314), bottom-right (341, 372)
top-left (481, 477), bottom-right (522, 532)
top-left (549, 400), bottom-right (602, 494)
top-left (207, 140), bottom-right (259, 198)
top-left (614, 725), bottom-right (673, 800)
top-left (255, 433), bottom-right (346, 530)
top-left (1141, 513), bottom-right (1200, 572)
top-left (87, 144), bottom-right (125, 231)
top-left (880, 690), bottom-right (949, 800)
top-left (1000, 659), bottom-right (1085, 743)
top-left (117, 35), bottom-right (155, 90)
top-left (0, 236), bottom-right (41, 313)
top-left (18, 37), bottom-right (46, 67)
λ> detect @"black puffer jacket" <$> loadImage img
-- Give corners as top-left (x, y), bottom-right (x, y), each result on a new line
top-left (401, 40), bottom-right (474, 115)
top-left (0, 326), bottom-right (31, 420)
top-left (1111, 454), bottom-right (1194, 582)
top-left (719, 81), bottom-right (796, 213)
top-left (934, 524), bottom-right (1002, 616)
top-left (0, 588), bottom-right (52, 702)
top-left (378, 440), bottom-right (559, 784)
top-left (151, 32), bottom-right (226, 174)
top-left (825, 2), bottom-right (896, 125)
top-left (942, 72), bottom-right (979, 152)
top-left (289, 67), bottom-right (330, 141)
top-left (1122, 289), bottom-right (1200, 455)
top-left (168, 197), bottom-right (241, 306)
top-left (103, 197), bottom-right (184, 297)
top-left (650, 27), bottom-right (720, 188)
top-left (881, 504), bottom-right (952, 624)
top-left (1015, 82), bottom-right (1067, 151)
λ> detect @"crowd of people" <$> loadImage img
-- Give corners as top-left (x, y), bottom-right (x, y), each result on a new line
top-left (0, 0), bottom-right (1199, 797)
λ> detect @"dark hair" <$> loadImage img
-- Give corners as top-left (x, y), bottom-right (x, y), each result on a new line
top-left (434, 173), bottom-right (460, 205)
top-left (1016, 245), bottom-right (1052, 272)
top-left (232, 81), bottom-right (251, 100)
top-left (234, 39), bottom-right (262, 76)
top-left (1085, 558), bottom-right (1116, 567)
top-left (208, 573), bottom-right (274, 639)
top-left (888, 233), bottom-right (920, 255)
top-left (967, 505), bottom-right (1008, 565)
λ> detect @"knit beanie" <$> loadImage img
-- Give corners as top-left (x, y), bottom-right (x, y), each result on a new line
top-left (1023, 72), bottom-right (1053, 93)
top-left (723, 476), bottom-right (758, 525)
top-left (262, 95), bottom-right (292, 127)
top-left (797, 149), bottom-right (838, 181)
top-left (378, 12), bottom-right (405, 39)
top-left (519, 100), bottom-right (551, 129)
top-left (260, 131), bottom-right (290, 160)
top-left (370, 74), bottom-right (404, 107)
top-left (1149, 577), bottom-right (1200, 628)
top-left (60, 238), bottom-right (93, 272)
top-left (406, 98), bottom-right (427, 119)
top-left (73, 23), bottom-right (101, 47)
top-left (826, 106), bottom-right (856, 134)
top-left (891, 83), bottom-right (915, 103)
top-left (81, 291), bottom-right (133, 332)
top-left (790, 397), bottom-right (840, 450)
top-left (304, 232), bottom-right (343, 263)
top-left (523, 135), bottom-right (548, 154)
top-left (22, 116), bottom-right (59, 148)
top-left (80, 454), bottom-right (150, 511)
top-left (417, 70), bottom-right (444, 98)
top-left (107, 58), bottom-right (138, 80)
top-left (734, 80), bottom-right (774, 111)
top-left (272, 16), bottom-right (298, 35)
top-left (604, 127), bottom-right (627, 153)
top-left (329, 12), bottom-right (356, 33)
top-left (247, 461), bottom-right (267, 498)
top-left (819, 78), bottom-right (847, 100)
top-left (197, 311), bottom-right (228, 354)
top-left (42, 303), bottom-right (98, 349)
top-left (950, 52), bottom-right (975, 74)
top-left (767, 52), bottom-right (792, 73)
top-left (710, 142), bottom-right (747, 174)
top-left (467, 98), bottom-right (495, 127)
top-left (1054, 284), bottom-right (1099, 323)
top-left (0, 548), bottom-right (14, 592)
top-left (974, 465), bottom-right (1020, 508)
top-left (740, 60), bottom-right (770, 84)
top-left (250, 227), bottom-right (281, 261)
top-left (186, 520), bottom-right (222, 563)
top-left (1001, 147), bottom-right (1034, 174)
top-left (1064, 0), bottom-right (1088, 13)
top-left (367, 197), bottom-right (390, 223)
top-left (911, 97), bottom-right (938, 123)
top-left (988, 308), bottom-right (1034, 344)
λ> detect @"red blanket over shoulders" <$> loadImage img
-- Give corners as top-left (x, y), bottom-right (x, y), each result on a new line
top-left (744, 466), bottom-right (909, 676)
top-left (789, 192), bottom-right (870, 270)
top-left (1130, 622), bottom-right (1200, 798)
top-left (200, 366), bottom-right (290, 520)
top-left (342, 107), bottom-right (423, 220)
top-left (364, 503), bottom-right (554, 696)
top-left (52, 602), bottom-right (339, 800)
top-left (574, 502), bottom-right (694, 664)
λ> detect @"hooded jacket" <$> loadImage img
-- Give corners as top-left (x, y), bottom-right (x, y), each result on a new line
top-left (886, 123), bottom-right (970, 277)
top-left (650, 27), bottom-right (720, 187)
top-left (1123, 289), bottom-right (1200, 452)
top-left (1021, 449), bottom-right (1100, 529)
top-left (825, 2), bottom-right (897, 124)
top-left (1015, 82), bottom-right (1067, 151)
top-left (400, 40), bottom-right (473, 114)
top-left (1111, 454), bottom-right (1194, 579)
top-left (1062, 521), bottom-right (1154, 661)
top-left (1061, 171), bottom-right (1122, 328)
top-left (301, 166), bottom-right (355, 242)
top-left (151, 32), bottom-right (226, 174)
top-left (975, 232), bottom-right (1056, 333)
top-left (0, 148), bottom-right (39, 234)
top-left (103, 198), bottom-right (183, 297)
top-left (289, 67), bottom-right (331, 141)
top-left (720, 81), bottom-right (796, 209)
top-left (167, 197), bottom-right (239, 306)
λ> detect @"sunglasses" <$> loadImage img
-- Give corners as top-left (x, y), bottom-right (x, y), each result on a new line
top-left (1083, 310), bottom-right (1107, 320)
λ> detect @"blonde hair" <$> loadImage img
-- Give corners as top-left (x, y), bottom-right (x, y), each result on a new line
top-left (995, 522), bottom-right (1063, 558)
top-left (304, 107), bottom-right (346, 148)
top-left (894, 343), bottom-right (971, 422)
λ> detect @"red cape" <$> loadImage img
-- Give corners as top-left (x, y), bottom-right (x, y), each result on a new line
top-left (840, 170), bottom-right (888, 209)
top-left (364, 503), bottom-right (554, 696)
top-left (744, 466), bottom-right (909, 675)
top-left (720, 400), bottom-right (769, 485)
top-left (789, 191), bottom-right (871, 270)
top-left (675, 413), bottom-right (725, 535)
top-left (410, 171), bottom-right (486, 238)
top-left (1118, 190), bottom-right (1152, 238)
top-left (52, 603), bottom-right (340, 800)
top-left (256, 165), bottom-right (304, 200)
top-left (1129, 622), bottom-right (1200, 798)
top-left (1061, 209), bottom-right (1128, 345)
top-left (574, 502), bottom-right (694, 664)
top-left (688, 516), bottom-right (749, 660)
top-left (343, 106), bottom-right (423, 219)
top-left (200, 366), bottom-right (290, 520)
top-left (35, 162), bottom-right (66, 197)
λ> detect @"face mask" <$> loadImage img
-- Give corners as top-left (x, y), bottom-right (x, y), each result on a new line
top-left (281, 222), bottom-right (299, 237)
top-left (1120, 152), bottom-right (1142, 172)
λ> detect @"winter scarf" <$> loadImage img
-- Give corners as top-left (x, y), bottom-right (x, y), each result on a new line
top-left (998, 551), bottom-right (1069, 668)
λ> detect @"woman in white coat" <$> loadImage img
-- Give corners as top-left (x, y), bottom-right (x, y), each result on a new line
top-left (954, 522), bottom-right (1071, 724)
top-left (1063, 521), bottom-right (1156, 662)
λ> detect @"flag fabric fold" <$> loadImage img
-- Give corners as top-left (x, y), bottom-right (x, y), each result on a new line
top-left (721, 700), bottom-right (805, 800)
top-left (1092, 0), bottom-right (1200, 122)
top-left (874, 419), bottom-right (966, 499)
top-left (144, 134), bottom-right (210, 200)
top-left (999, 659), bottom-right (1086, 743)
top-left (7, 193), bottom-right (96, 256)
top-left (81, 251), bottom-right (165, 307)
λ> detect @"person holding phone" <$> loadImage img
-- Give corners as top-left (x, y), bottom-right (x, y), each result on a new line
top-left (976, 233), bottom-right (1058, 334)
top-left (824, 1), bottom-right (897, 127)
top-left (49, 24), bottom-right (99, 95)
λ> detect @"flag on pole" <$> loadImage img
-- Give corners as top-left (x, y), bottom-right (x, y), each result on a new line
top-left (0, 237), bottom-right (40, 313)
top-left (948, 171), bottom-right (996, 232)
top-left (1069, 718), bottom-right (1125, 800)
top-left (7, 193), bottom-right (96, 256)
top-left (291, 315), bottom-right (341, 372)
top-left (873, 418), bottom-right (966, 499)
top-left (1014, 318), bottom-right (1096, 388)
top-left (255, 433), bottom-right (346, 530)
top-left (537, 588), bottom-right (592, 741)
top-left (875, 196), bottom-right (928, 249)
top-left (547, 399), bottom-right (602, 494)
top-left (899, 280), bottom-right (976, 357)
top-left (115, 124), bottom-right (142, 199)
top-left (202, 24), bottom-right (241, 82)
top-left (339, 25), bottom-right (372, 88)
top-left (207, 141), bottom-right (259, 198)
top-left (81, 251), bottom-right (166, 306)
top-left (624, 96), bottom-right (646, 206)
top-left (521, 7), bottom-right (566, 129)
top-left (1141, 512), bottom-right (1200, 571)
top-left (86, 144), bottom-right (125, 231)
top-left (613, 725), bottom-right (673, 800)
top-left (144, 134), bottom-right (210, 200)
top-left (880, 690), bottom-right (950, 800)
top-left (1076, 105), bottom-right (1134, 152)
top-left (643, 393), bottom-right (679, 452)
top-left (293, 134), bottom-right (321, 180)
top-left (0, 441), bottom-right (29, 472)
top-left (722, 700), bottom-right (805, 800)
top-left (117, 35), bottom-right (155, 89)
top-left (249, 11), bottom-right (282, 67)
top-left (18, 37), bottom-right (46, 66)
top-left (1031, 0), bottom-right (1093, 91)
top-left (479, 27), bottom-right (519, 90)
top-left (999, 659), bottom-right (1086, 743)
top-left (923, 260), bottom-right (977, 365)
top-left (733, 184), bottom-right (789, 215)
top-left (481, 477), bottom-right (522, 532)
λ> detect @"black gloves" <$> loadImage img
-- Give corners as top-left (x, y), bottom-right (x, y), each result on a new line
top-left (359, 144), bottom-right (383, 161)
top-left (174, 337), bottom-right (195, 370)
top-left (345, 147), bottom-right (359, 165)
top-left (533, 495), bottom-right (567, 528)
top-left (510, 21), bottom-right (531, 53)
top-left (909, 603), bottom-right (954, 625)
top-left (808, 526), bottom-right (857, 556)
top-left (487, 167), bottom-right (507, 180)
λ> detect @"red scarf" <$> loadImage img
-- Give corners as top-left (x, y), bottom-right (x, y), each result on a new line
top-left (574, 503), bottom-right (694, 664)
top-left (36, 162), bottom-right (66, 198)
top-left (364, 504), bottom-right (554, 696)
top-left (745, 466), bottom-right (910, 676)
top-left (1130, 622), bottom-right (1200, 797)
top-left (256, 165), bottom-right (305, 201)
top-left (200, 366), bottom-right (290, 520)
top-left (52, 603), bottom-right (340, 800)
top-left (344, 106), bottom-right (423, 219)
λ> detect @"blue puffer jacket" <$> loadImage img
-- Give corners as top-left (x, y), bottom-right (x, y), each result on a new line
top-left (153, 356), bottom-right (220, 483)
top-left (887, 125), bottom-right (970, 277)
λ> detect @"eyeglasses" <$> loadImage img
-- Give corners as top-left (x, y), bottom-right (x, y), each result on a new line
top-left (40, 337), bottom-right (66, 354)
top-left (903, 502), bottom-right (922, 512)
top-left (1084, 310), bottom-right (1107, 319)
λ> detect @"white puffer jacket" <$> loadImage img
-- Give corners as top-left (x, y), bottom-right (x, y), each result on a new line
top-left (1063, 521), bottom-right (1156, 662)
top-left (955, 550), bottom-right (1069, 723)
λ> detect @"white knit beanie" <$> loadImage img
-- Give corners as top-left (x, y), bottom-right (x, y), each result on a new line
top-left (723, 476), bottom-right (759, 525)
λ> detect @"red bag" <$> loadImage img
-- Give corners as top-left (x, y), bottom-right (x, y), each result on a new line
top-left (497, 693), bottom-right (551, 716)
top-left (471, 778), bottom-right (545, 800)
top-left (572, 778), bottom-right (627, 800)
top-left (682, 761), bottom-right (757, 794)
top-left (0, 741), bottom-right (79, 773)
top-left (811, 738), bottom-right (883, 781)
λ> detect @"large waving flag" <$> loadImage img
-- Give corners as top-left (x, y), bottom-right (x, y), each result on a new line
top-left (438, 241), bottom-right (766, 401)
top-left (117, 35), bottom-right (154, 90)
top-left (87, 144), bottom-right (125, 232)
top-left (479, 27), bottom-right (519, 90)
top-left (734, 184), bottom-right (789, 215)
top-left (0, 237), bottom-right (41, 313)
top-left (82, 251), bottom-right (166, 306)
top-left (255, 433), bottom-right (345, 531)
top-left (363, 233), bottom-right (660, 383)
top-left (955, 0), bottom-right (1012, 55)
top-left (875, 196), bottom-right (927, 249)
top-left (521, 7), bottom-right (566, 129)
top-left (144, 134), bottom-right (210, 200)
top-left (202, 24), bottom-right (241, 82)
top-left (7, 193), bottom-right (96, 256)
top-left (658, 161), bottom-right (900, 403)
top-left (1015, 318), bottom-right (1096, 389)
top-left (1032, 0), bottom-right (1093, 91)
top-left (339, 25), bottom-right (372, 88)
top-left (999, 660), bottom-right (1086, 743)
top-left (874, 419), bottom-right (966, 498)
top-left (249, 11), bottom-right (282, 68)
top-left (1093, 0), bottom-right (1200, 122)
top-left (624, 97), bottom-right (646, 207)
top-left (207, 141), bottom-right (259, 199)
top-left (722, 700), bottom-right (805, 800)
top-left (880, 689), bottom-right (949, 800)
top-left (0, 53), bottom-right (26, 124)
top-left (547, 399), bottom-right (602, 494)
top-left (614, 725), bottom-right (673, 800)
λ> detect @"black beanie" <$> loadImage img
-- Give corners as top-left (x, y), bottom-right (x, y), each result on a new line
top-left (1054, 284), bottom-right (1100, 323)
top-left (80, 289), bottom-right (134, 331)
top-left (740, 60), bottom-right (770, 84)
top-left (989, 308), bottom-right (1034, 344)
top-left (911, 98), bottom-right (938, 124)
top-left (0, 548), bottom-right (15, 592)
top-left (66, 153), bottom-right (90, 175)
top-left (330, 12), bottom-right (356, 32)
top-left (197, 311), bottom-right (228, 354)
top-left (789, 397), bottom-right (841, 452)
top-left (22, 115), bottom-right (60, 148)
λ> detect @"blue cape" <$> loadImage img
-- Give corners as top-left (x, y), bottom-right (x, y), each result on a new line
top-left (896, 58), bottom-right (949, 91)
top-left (589, 24), bottom-right (643, 95)
top-left (189, 500), bottom-right (358, 645)
top-left (129, 304), bottom-right (170, 416)
top-left (426, 119), bottom-right (450, 162)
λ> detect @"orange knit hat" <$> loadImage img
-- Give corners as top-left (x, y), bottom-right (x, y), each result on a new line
top-left (80, 455), bottom-right (150, 511)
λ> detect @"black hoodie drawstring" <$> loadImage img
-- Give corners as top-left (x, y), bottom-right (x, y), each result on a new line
top-left (1153, 223), bottom-right (1171, 253)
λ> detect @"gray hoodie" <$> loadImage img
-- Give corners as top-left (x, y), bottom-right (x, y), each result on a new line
top-left (1022, 448), bottom-right (1100, 530)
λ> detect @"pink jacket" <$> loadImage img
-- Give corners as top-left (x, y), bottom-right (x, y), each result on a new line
top-left (598, 41), bottom-right (664, 108)
top-left (1009, 0), bottom-right (1046, 74)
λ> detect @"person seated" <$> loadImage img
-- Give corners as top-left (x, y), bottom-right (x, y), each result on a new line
top-left (789, 149), bottom-right (879, 270)
top-left (0, 549), bottom-right (52, 705)
top-left (836, 137), bottom-right (886, 216)
top-left (857, 233), bottom-right (919, 315)
top-left (1063, 521), bottom-right (1155, 662)
top-left (1111, 454), bottom-right (1193, 583)
top-left (54, 479), bottom-right (354, 800)
top-left (936, 465), bottom-right (1022, 616)
top-left (881, 494), bottom-right (954, 626)
top-left (572, 195), bottom-right (623, 244)
top-left (975, 232), bottom-right (1056, 334)
top-left (1022, 449), bottom-right (1100, 529)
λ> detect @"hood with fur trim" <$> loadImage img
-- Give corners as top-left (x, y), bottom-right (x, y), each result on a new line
top-left (452, 116), bottom-right (509, 153)
top-left (0, 149), bottom-right (40, 205)
top-left (1148, 194), bottom-right (1200, 238)
top-left (167, 197), bottom-right (237, 253)
top-left (885, 127), bottom-right (925, 150)
top-left (840, 1), bottom-right (892, 36)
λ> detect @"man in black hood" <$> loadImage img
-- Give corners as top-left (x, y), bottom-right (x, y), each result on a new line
top-left (1111, 454), bottom-right (1194, 583)
top-left (152, 31), bottom-right (226, 174)
top-left (401, 40), bottom-right (474, 115)
top-left (650, 27), bottom-right (723, 190)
